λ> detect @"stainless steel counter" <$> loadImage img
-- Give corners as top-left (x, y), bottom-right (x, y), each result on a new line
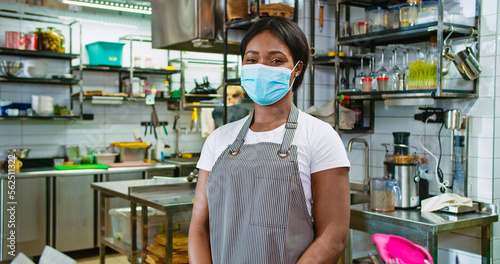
top-left (0, 163), bottom-right (177, 179)
top-left (350, 203), bottom-right (498, 264)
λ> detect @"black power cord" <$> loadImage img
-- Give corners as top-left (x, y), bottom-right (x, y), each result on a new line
top-left (437, 122), bottom-right (449, 193)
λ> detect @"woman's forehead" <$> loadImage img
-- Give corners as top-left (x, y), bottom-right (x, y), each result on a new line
top-left (244, 30), bottom-right (292, 56)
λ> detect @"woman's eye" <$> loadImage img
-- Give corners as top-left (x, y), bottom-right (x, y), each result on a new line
top-left (271, 59), bottom-right (283, 64)
top-left (245, 58), bottom-right (257, 63)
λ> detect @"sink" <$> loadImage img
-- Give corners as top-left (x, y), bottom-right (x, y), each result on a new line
top-left (350, 190), bottom-right (370, 205)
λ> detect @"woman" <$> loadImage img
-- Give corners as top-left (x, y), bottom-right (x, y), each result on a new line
top-left (189, 17), bottom-right (351, 263)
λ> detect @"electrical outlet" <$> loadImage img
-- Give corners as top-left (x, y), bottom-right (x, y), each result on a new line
top-left (414, 107), bottom-right (445, 123)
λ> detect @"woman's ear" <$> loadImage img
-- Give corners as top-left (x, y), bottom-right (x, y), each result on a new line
top-left (294, 61), bottom-right (304, 77)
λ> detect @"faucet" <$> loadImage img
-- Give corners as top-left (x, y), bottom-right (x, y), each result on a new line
top-left (347, 138), bottom-right (370, 192)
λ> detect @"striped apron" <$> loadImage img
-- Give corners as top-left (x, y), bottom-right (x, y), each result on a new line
top-left (206, 104), bottom-right (314, 263)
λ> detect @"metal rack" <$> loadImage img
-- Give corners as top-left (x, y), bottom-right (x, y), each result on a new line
top-left (0, 9), bottom-right (83, 120)
top-left (331, 0), bottom-right (480, 133)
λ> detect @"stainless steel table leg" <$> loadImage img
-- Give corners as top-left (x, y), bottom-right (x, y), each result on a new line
top-left (131, 202), bottom-right (137, 264)
top-left (166, 212), bottom-right (173, 264)
top-left (481, 224), bottom-right (492, 264)
top-left (142, 205), bottom-right (148, 262)
top-left (99, 192), bottom-right (106, 264)
top-left (426, 232), bottom-right (438, 264)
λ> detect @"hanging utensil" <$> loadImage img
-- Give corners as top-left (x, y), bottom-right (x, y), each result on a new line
top-left (319, 0), bottom-right (325, 32)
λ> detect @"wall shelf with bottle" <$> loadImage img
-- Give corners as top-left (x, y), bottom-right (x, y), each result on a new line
top-left (0, 8), bottom-right (83, 121)
top-left (330, 0), bottom-right (480, 133)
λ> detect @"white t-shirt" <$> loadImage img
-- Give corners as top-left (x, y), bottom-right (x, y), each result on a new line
top-left (197, 110), bottom-right (351, 216)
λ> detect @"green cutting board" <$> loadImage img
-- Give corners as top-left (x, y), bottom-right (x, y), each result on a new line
top-left (54, 164), bottom-right (109, 170)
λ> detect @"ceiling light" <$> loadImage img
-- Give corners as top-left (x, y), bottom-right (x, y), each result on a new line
top-left (62, 0), bottom-right (152, 14)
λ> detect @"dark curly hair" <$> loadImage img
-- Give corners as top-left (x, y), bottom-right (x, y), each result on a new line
top-left (240, 16), bottom-right (309, 92)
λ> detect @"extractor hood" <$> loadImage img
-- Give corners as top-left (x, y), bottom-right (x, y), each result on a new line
top-left (151, 0), bottom-right (242, 54)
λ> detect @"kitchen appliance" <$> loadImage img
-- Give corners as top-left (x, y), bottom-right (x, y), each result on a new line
top-left (445, 109), bottom-right (470, 197)
top-left (382, 132), bottom-right (420, 208)
top-left (151, 0), bottom-right (242, 54)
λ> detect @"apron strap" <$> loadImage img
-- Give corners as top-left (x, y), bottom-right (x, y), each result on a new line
top-left (279, 104), bottom-right (299, 156)
top-left (229, 104), bottom-right (300, 156)
top-left (229, 113), bottom-right (253, 155)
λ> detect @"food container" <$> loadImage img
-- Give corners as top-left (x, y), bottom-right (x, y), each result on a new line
top-left (111, 142), bottom-right (149, 162)
top-left (358, 21), bottom-right (369, 34)
top-left (365, 6), bottom-right (388, 32)
top-left (361, 78), bottom-right (373, 91)
top-left (24, 33), bottom-right (38, 51)
top-left (85, 41), bottom-right (126, 67)
top-left (110, 207), bottom-right (166, 249)
top-left (43, 27), bottom-right (60, 52)
top-left (388, 6), bottom-right (401, 29)
top-left (94, 153), bottom-right (118, 164)
top-left (400, 0), bottom-right (420, 27)
top-left (415, 0), bottom-right (437, 25)
top-left (377, 76), bottom-right (389, 91)
top-left (5, 31), bottom-right (24, 50)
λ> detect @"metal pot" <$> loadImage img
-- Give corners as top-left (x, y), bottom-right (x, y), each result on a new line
top-left (443, 45), bottom-right (482, 81)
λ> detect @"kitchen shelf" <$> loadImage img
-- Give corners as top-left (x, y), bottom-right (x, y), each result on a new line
top-left (313, 55), bottom-right (364, 67)
top-left (72, 65), bottom-right (180, 75)
top-left (72, 95), bottom-right (180, 103)
top-left (226, 15), bottom-right (261, 30)
top-left (0, 76), bottom-right (80, 85)
top-left (102, 237), bottom-right (133, 257)
top-left (338, 89), bottom-right (477, 100)
top-left (338, 22), bottom-right (474, 47)
top-left (0, 115), bottom-right (81, 120)
top-left (0, 48), bottom-right (80, 60)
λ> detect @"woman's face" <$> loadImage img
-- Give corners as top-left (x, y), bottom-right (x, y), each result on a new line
top-left (242, 30), bottom-right (300, 86)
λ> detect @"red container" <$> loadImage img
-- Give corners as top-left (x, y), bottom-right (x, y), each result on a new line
top-left (5, 31), bottom-right (24, 49)
top-left (24, 33), bottom-right (38, 51)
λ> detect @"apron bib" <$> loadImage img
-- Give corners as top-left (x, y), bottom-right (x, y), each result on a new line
top-left (206, 105), bottom-right (314, 264)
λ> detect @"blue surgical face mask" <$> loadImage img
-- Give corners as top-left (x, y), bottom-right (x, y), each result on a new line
top-left (240, 62), bottom-right (300, 106)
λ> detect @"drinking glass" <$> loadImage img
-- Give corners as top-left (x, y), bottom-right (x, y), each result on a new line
top-left (354, 55), bottom-right (366, 90)
top-left (387, 44), bottom-right (404, 90)
top-left (376, 47), bottom-right (389, 91)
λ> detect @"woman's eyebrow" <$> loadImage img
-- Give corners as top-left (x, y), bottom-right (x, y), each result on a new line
top-left (268, 50), bottom-right (287, 56)
top-left (245, 50), bottom-right (259, 55)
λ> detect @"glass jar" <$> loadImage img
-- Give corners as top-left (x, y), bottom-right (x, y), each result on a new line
top-left (400, 0), bottom-right (421, 27)
top-left (388, 6), bottom-right (401, 29)
top-left (365, 6), bottom-right (388, 33)
top-left (43, 27), bottom-right (60, 52)
top-left (34, 28), bottom-right (44, 50)
top-left (56, 29), bottom-right (65, 53)
top-left (358, 21), bottom-right (369, 34)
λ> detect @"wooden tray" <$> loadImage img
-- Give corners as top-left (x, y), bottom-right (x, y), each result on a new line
top-left (251, 3), bottom-right (294, 19)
